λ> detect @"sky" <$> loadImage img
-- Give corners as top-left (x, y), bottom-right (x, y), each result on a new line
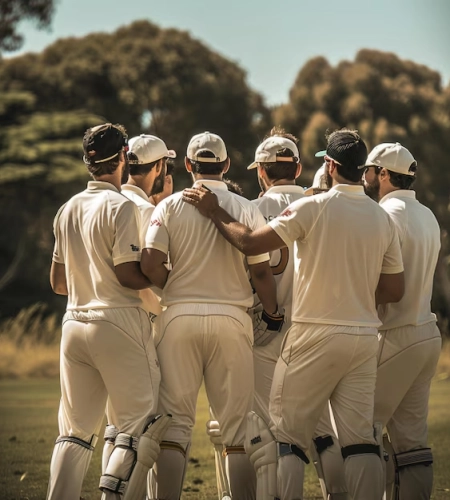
top-left (12, 0), bottom-right (450, 106)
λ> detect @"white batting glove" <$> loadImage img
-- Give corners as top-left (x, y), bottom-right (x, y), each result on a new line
top-left (253, 306), bottom-right (285, 346)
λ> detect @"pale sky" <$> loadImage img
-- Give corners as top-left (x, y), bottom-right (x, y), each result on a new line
top-left (13, 0), bottom-right (450, 105)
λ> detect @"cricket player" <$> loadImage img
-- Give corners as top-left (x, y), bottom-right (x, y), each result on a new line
top-left (122, 134), bottom-right (176, 317)
top-left (183, 128), bottom-right (405, 500)
top-left (363, 143), bottom-right (442, 500)
top-left (48, 123), bottom-right (170, 500)
top-left (141, 131), bottom-right (281, 500)
top-left (249, 129), bottom-right (348, 500)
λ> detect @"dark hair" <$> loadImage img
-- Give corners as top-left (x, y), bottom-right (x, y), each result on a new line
top-left (223, 178), bottom-right (244, 196)
top-left (189, 150), bottom-right (227, 175)
top-left (259, 147), bottom-right (298, 181)
top-left (86, 156), bottom-right (121, 177)
top-left (128, 154), bottom-right (162, 176)
top-left (264, 125), bottom-right (299, 145)
top-left (387, 170), bottom-right (416, 190)
top-left (166, 159), bottom-right (175, 177)
top-left (334, 163), bottom-right (365, 182)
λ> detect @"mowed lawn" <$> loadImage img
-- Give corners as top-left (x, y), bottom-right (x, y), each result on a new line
top-left (1, 379), bottom-right (449, 500)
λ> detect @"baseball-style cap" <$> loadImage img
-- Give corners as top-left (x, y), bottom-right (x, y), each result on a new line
top-left (315, 131), bottom-right (367, 170)
top-left (365, 142), bottom-right (417, 176)
top-left (128, 134), bottom-right (176, 165)
top-left (304, 164), bottom-right (328, 196)
top-left (248, 136), bottom-right (300, 170)
top-left (187, 132), bottom-right (228, 163)
top-left (83, 123), bottom-right (128, 164)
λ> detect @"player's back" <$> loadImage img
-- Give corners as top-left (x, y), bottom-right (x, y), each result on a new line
top-left (378, 191), bottom-right (440, 329)
top-left (147, 180), bottom-right (267, 308)
top-left (269, 184), bottom-right (403, 327)
top-left (252, 185), bottom-right (305, 321)
top-left (53, 181), bottom-right (142, 310)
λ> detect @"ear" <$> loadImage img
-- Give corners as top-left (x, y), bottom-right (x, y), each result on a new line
top-left (295, 162), bottom-right (302, 179)
top-left (222, 157), bottom-right (231, 174)
top-left (155, 158), bottom-right (164, 175)
top-left (379, 168), bottom-right (389, 181)
top-left (185, 157), bottom-right (192, 173)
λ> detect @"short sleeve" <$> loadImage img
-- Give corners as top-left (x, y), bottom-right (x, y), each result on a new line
top-left (268, 197), bottom-right (313, 247)
top-left (52, 204), bottom-right (66, 264)
top-left (246, 204), bottom-right (270, 265)
top-left (112, 201), bottom-right (142, 266)
top-left (145, 201), bottom-right (170, 255)
top-left (381, 217), bottom-right (404, 274)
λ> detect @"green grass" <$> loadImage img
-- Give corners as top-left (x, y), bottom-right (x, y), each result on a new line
top-left (1, 379), bottom-right (449, 499)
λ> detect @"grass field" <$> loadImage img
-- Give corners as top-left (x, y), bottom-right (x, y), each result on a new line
top-left (0, 380), bottom-right (449, 500)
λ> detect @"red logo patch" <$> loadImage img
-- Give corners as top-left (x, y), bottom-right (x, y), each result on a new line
top-left (150, 219), bottom-right (162, 227)
top-left (280, 209), bottom-right (292, 217)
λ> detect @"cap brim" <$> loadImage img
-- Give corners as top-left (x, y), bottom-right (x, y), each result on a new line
top-left (167, 149), bottom-right (177, 158)
top-left (315, 150), bottom-right (326, 158)
top-left (247, 161), bottom-right (258, 170)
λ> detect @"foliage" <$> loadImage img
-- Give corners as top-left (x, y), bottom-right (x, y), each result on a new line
top-left (274, 50), bottom-right (450, 330)
top-left (0, 0), bottom-right (56, 52)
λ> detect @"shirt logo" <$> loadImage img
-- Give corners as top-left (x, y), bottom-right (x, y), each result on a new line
top-left (130, 244), bottom-right (140, 252)
top-left (280, 208), bottom-right (292, 217)
top-left (150, 219), bottom-right (162, 227)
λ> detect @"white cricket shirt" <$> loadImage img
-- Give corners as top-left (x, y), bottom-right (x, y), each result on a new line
top-left (52, 181), bottom-right (143, 310)
top-left (145, 179), bottom-right (270, 308)
top-left (252, 185), bottom-right (305, 321)
top-left (121, 184), bottom-right (162, 315)
top-left (378, 190), bottom-right (440, 330)
top-left (121, 184), bottom-right (155, 243)
top-left (268, 184), bottom-right (404, 327)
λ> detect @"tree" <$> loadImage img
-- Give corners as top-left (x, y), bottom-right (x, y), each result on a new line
top-left (0, 0), bottom-right (56, 52)
top-left (275, 50), bottom-right (450, 332)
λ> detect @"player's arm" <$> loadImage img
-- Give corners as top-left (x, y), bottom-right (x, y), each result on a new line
top-left (375, 272), bottom-right (405, 305)
top-left (140, 249), bottom-right (170, 289)
top-left (115, 262), bottom-right (152, 290)
top-left (50, 261), bottom-right (68, 295)
top-left (248, 261), bottom-right (278, 314)
top-left (183, 186), bottom-right (285, 255)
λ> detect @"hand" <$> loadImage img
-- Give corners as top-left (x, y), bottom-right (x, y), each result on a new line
top-left (252, 306), bottom-right (285, 346)
top-left (182, 186), bottom-right (220, 218)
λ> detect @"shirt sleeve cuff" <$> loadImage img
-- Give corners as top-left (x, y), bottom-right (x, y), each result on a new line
top-left (247, 252), bottom-right (270, 265)
top-left (113, 254), bottom-right (141, 266)
top-left (269, 221), bottom-right (293, 247)
top-left (380, 265), bottom-right (404, 274)
top-left (144, 241), bottom-right (169, 254)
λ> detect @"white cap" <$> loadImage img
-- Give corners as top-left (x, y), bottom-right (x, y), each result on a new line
top-left (304, 164), bottom-right (328, 196)
top-left (128, 134), bottom-right (176, 165)
top-left (366, 142), bottom-right (417, 176)
top-left (247, 136), bottom-right (300, 169)
top-left (187, 131), bottom-right (227, 163)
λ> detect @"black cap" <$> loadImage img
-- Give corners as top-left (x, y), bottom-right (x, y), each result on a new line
top-left (315, 131), bottom-right (368, 169)
top-left (83, 123), bottom-right (128, 165)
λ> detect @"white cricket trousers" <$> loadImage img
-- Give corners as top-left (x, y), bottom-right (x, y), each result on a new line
top-left (253, 328), bottom-right (348, 498)
top-left (47, 307), bottom-right (160, 500)
top-left (269, 322), bottom-right (383, 500)
top-left (374, 322), bottom-right (441, 500)
top-left (152, 303), bottom-right (255, 500)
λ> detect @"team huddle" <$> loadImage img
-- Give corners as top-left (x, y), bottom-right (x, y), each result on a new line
top-left (48, 123), bottom-right (442, 500)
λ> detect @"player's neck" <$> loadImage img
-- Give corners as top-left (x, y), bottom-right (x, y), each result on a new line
top-left (269, 179), bottom-right (297, 187)
top-left (94, 173), bottom-right (121, 190)
top-left (192, 174), bottom-right (223, 182)
top-left (127, 176), bottom-right (152, 197)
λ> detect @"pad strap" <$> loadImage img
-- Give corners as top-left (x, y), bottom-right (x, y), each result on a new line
top-left (223, 445), bottom-right (245, 457)
top-left (341, 444), bottom-right (380, 459)
top-left (104, 424), bottom-right (119, 442)
top-left (313, 435), bottom-right (334, 454)
top-left (278, 442), bottom-right (310, 464)
top-left (394, 448), bottom-right (433, 469)
top-left (160, 440), bottom-right (186, 456)
top-left (55, 435), bottom-right (97, 451)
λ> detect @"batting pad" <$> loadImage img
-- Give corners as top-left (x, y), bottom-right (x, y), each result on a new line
top-left (245, 411), bottom-right (278, 499)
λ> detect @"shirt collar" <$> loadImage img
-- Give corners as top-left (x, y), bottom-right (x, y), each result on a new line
top-left (87, 181), bottom-right (120, 193)
top-left (121, 184), bottom-right (149, 202)
top-left (193, 179), bottom-right (228, 191)
top-left (264, 185), bottom-right (305, 196)
top-left (330, 184), bottom-right (366, 196)
top-left (379, 190), bottom-right (416, 205)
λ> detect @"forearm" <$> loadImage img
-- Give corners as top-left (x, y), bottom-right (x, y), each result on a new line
top-left (145, 263), bottom-right (169, 290)
top-left (115, 261), bottom-right (152, 290)
top-left (249, 262), bottom-right (278, 314)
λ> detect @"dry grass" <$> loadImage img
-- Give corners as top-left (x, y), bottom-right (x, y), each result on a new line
top-left (1, 304), bottom-right (450, 381)
top-left (0, 303), bottom-right (61, 379)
